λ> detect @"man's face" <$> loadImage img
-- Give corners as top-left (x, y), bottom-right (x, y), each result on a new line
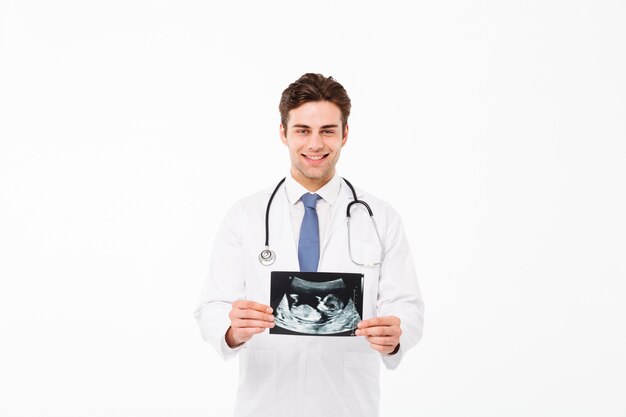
top-left (280, 101), bottom-right (348, 191)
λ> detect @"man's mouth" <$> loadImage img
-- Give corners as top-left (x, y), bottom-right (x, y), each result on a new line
top-left (303, 154), bottom-right (327, 161)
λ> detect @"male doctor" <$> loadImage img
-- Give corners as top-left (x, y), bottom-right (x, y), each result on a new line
top-left (195, 73), bottom-right (424, 417)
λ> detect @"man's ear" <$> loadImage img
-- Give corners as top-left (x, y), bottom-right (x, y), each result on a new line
top-left (341, 124), bottom-right (349, 146)
top-left (280, 123), bottom-right (288, 145)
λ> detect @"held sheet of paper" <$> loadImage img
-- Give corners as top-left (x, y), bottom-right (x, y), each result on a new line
top-left (269, 271), bottom-right (364, 336)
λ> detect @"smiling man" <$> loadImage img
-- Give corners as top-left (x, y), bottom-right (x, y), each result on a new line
top-left (195, 73), bottom-right (424, 417)
top-left (280, 98), bottom-right (348, 190)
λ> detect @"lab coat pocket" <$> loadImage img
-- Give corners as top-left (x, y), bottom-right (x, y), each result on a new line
top-left (353, 242), bottom-right (384, 268)
top-left (357, 243), bottom-right (382, 319)
top-left (236, 348), bottom-right (277, 416)
top-left (342, 351), bottom-right (380, 417)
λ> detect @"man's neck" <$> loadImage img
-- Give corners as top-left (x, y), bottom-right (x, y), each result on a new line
top-left (290, 171), bottom-right (334, 192)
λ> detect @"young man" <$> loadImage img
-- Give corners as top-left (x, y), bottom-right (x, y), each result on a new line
top-left (195, 73), bottom-right (424, 417)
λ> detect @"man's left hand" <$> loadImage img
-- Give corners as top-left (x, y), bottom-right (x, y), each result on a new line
top-left (355, 316), bottom-right (402, 354)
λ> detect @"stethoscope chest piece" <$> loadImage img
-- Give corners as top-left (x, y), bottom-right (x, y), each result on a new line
top-left (259, 247), bottom-right (276, 266)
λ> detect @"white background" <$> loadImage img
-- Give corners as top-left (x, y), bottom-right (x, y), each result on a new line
top-left (1, 1), bottom-right (625, 416)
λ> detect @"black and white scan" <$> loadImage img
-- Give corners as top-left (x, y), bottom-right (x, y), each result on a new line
top-left (270, 271), bottom-right (364, 336)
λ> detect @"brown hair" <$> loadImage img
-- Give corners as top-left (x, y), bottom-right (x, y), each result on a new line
top-left (279, 73), bottom-right (351, 134)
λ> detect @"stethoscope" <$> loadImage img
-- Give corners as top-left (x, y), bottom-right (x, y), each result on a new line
top-left (258, 177), bottom-right (385, 268)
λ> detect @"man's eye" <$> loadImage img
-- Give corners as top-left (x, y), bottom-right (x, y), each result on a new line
top-left (296, 129), bottom-right (309, 134)
top-left (322, 130), bottom-right (335, 135)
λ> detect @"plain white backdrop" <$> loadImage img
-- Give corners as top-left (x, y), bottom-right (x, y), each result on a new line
top-left (1, 1), bottom-right (625, 416)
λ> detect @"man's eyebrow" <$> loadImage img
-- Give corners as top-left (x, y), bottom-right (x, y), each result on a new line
top-left (291, 124), bottom-right (339, 129)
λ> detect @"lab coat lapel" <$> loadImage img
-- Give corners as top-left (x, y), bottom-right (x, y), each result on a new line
top-left (271, 186), bottom-right (300, 271)
top-left (320, 182), bottom-right (353, 258)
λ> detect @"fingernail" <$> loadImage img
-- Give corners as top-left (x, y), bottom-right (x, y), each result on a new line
top-left (266, 307), bottom-right (273, 313)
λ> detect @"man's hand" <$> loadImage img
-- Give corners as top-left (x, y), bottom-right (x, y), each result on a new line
top-left (225, 300), bottom-right (275, 348)
top-left (355, 316), bottom-right (402, 354)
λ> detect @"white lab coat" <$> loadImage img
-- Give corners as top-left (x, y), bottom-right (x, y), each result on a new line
top-left (194, 179), bottom-right (424, 417)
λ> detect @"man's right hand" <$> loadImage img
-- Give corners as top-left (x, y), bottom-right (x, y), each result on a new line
top-left (225, 300), bottom-right (275, 348)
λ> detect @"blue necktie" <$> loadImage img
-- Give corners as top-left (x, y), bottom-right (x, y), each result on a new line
top-left (298, 193), bottom-right (321, 272)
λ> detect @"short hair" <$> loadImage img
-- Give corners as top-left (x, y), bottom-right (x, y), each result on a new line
top-left (279, 73), bottom-right (351, 133)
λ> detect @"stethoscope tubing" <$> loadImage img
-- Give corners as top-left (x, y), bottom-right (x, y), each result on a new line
top-left (264, 177), bottom-right (286, 247)
top-left (260, 177), bottom-right (384, 267)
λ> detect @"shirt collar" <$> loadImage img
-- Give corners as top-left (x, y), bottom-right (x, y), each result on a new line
top-left (285, 173), bottom-right (342, 206)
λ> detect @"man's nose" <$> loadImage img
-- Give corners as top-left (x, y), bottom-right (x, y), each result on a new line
top-left (308, 132), bottom-right (323, 150)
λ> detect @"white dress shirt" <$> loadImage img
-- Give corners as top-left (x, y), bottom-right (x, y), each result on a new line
top-left (284, 173), bottom-right (342, 248)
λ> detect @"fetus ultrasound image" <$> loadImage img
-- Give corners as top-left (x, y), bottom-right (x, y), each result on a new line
top-left (270, 271), bottom-right (364, 336)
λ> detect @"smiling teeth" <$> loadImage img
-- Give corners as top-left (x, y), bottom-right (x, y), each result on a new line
top-left (306, 155), bottom-right (323, 160)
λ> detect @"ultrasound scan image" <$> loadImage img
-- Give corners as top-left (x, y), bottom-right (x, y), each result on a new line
top-left (270, 271), bottom-right (364, 336)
